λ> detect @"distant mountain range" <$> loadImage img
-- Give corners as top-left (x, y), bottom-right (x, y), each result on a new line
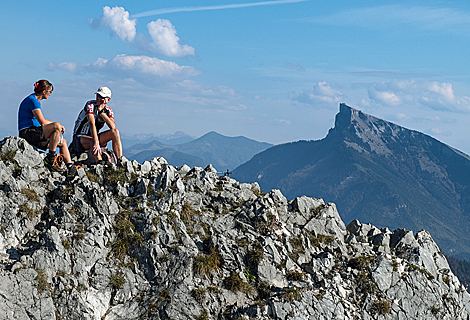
top-left (233, 103), bottom-right (470, 260)
top-left (124, 131), bottom-right (272, 171)
top-left (120, 131), bottom-right (195, 148)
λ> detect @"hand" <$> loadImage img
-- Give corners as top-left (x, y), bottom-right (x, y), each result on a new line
top-left (92, 141), bottom-right (101, 156)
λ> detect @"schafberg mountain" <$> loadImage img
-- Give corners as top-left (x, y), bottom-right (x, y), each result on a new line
top-left (1, 136), bottom-right (470, 319)
top-left (125, 131), bottom-right (272, 171)
top-left (234, 103), bottom-right (470, 260)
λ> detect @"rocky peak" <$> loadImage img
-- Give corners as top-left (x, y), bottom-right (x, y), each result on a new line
top-left (1, 136), bottom-right (470, 319)
top-left (330, 103), bottom-right (409, 156)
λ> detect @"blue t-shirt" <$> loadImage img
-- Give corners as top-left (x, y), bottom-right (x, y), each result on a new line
top-left (18, 94), bottom-right (41, 131)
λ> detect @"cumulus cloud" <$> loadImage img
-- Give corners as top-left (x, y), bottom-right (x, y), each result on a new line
top-left (290, 81), bottom-right (342, 105)
top-left (145, 19), bottom-right (195, 57)
top-left (48, 54), bottom-right (201, 82)
top-left (89, 7), bottom-right (195, 57)
top-left (88, 6), bottom-right (136, 42)
top-left (368, 80), bottom-right (470, 112)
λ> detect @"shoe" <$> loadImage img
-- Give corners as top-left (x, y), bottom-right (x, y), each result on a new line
top-left (97, 159), bottom-right (108, 166)
top-left (44, 153), bottom-right (66, 173)
top-left (66, 164), bottom-right (81, 178)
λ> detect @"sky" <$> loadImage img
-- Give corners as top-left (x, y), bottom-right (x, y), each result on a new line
top-left (2, 0), bottom-right (470, 153)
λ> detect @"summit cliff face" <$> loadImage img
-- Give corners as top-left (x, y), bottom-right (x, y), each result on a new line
top-left (1, 136), bottom-right (470, 319)
top-left (233, 103), bottom-right (470, 260)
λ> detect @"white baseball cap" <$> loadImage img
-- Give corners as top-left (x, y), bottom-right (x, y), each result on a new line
top-left (95, 87), bottom-right (112, 98)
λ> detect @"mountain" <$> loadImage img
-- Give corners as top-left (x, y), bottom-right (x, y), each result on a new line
top-left (174, 131), bottom-right (273, 171)
top-left (1, 136), bottom-right (469, 319)
top-left (131, 148), bottom-right (206, 168)
top-left (233, 103), bottom-right (470, 260)
top-left (125, 131), bottom-right (273, 171)
top-left (120, 131), bottom-right (195, 149)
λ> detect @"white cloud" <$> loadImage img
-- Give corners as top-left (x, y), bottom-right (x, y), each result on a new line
top-left (88, 6), bottom-right (136, 42)
top-left (47, 62), bottom-right (78, 73)
top-left (371, 90), bottom-right (401, 106)
top-left (290, 81), bottom-right (342, 106)
top-left (48, 54), bottom-right (202, 82)
top-left (128, 79), bottom-right (244, 113)
top-left (174, 80), bottom-right (241, 99)
top-left (368, 80), bottom-right (470, 112)
top-left (132, 0), bottom-right (308, 18)
top-left (89, 7), bottom-right (195, 57)
top-left (146, 19), bottom-right (195, 57)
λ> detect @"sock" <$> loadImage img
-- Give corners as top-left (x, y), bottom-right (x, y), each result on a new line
top-left (48, 150), bottom-right (57, 155)
top-left (66, 163), bottom-right (73, 169)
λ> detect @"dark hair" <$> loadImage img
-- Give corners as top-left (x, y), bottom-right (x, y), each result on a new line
top-left (33, 80), bottom-right (53, 94)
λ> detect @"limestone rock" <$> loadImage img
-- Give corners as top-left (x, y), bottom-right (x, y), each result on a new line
top-left (0, 136), bottom-right (469, 320)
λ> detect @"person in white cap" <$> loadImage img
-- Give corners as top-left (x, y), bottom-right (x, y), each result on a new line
top-left (71, 86), bottom-right (122, 164)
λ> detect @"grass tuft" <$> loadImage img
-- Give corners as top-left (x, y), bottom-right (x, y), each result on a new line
top-left (19, 203), bottom-right (40, 219)
top-left (223, 272), bottom-right (253, 294)
top-left (35, 269), bottom-right (50, 293)
top-left (20, 188), bottom-right (39, 202)
top-left (109, 272), bottom-right (126, 289)
top-left (191, 287), bottom-right (206, 303)
top-left (193, 245), bottom-right (221, 277)
top-left (111, 210), bottom-right (143, 260)
top-left (370, 300), bottom-right (391, 315)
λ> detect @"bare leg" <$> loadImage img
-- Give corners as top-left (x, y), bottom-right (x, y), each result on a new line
top-left (58, 138), bottom-right (72, 165)
top-left (79, 136), bottom-right (103, 163)
top-left (42, 122), bottom-right (62, 152)
top-left (99, 129), bottom-right (122, 158)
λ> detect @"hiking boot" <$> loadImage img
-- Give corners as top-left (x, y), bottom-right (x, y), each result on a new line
top-left (44, 153), bottom-right (66, 173)
top-left (66, 164), bottom-right (81, 179)
top-left (96, 159), bottom-right (111, 167)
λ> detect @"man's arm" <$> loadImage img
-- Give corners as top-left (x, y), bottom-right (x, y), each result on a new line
top-left (100, 113), bottom-right (116, 130)
top-left (87, 113), bottom-right (101, 155)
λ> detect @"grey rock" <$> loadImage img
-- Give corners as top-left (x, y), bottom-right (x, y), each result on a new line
top-left (0, 136), bottom-right (469, 320)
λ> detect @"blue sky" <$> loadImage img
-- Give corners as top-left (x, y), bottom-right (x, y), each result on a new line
top-left (3, 0), bottom-right (470, 154)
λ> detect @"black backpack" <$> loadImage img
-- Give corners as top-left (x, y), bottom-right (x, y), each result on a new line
top-left (100, 147), bottom-right (117, 164)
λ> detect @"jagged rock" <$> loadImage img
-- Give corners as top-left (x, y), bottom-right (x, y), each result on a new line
top-left (0, 136), bottom-right (470, 320)
top-left (0, 268), bottom-right (56, 320)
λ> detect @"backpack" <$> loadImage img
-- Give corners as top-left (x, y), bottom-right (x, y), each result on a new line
top-left (101, 147), bottom-right (117, 164)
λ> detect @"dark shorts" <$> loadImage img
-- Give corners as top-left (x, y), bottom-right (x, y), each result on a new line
top-left (71, 133), bottom-right (103, 155)
top-left (19, 126), bottom-right (49, 150)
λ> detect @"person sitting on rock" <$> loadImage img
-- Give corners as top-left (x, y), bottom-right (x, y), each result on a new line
top-left (70, 86), bottom-right (122, 165)
top-left (18, 79), bottom-right (74, 173)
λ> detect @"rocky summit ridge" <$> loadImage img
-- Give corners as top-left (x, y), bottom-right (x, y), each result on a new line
top-left (0, 136), bottom-right (469, 320)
